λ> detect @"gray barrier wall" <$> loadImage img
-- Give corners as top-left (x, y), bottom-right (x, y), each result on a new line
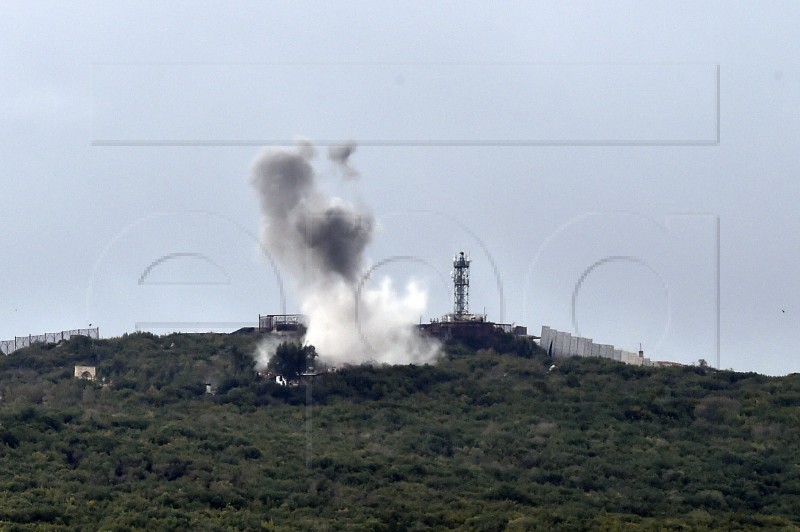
top-left (540, 325), bottom-right (652, 367)
top-left (557, 331), bottom-right (571, 357)
top-left (577, 337), bottom-right (590, 357)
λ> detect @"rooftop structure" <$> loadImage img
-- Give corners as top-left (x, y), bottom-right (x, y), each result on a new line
top-left (418, 251), bottom-right (527, 342)
top-left (452, 251), bottom-right (470, 317)
top-left (258, 314), bottom-right (307, 333)
top-left (441, 251), bottom-right (486, 323)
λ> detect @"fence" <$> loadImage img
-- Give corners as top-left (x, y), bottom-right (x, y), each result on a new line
top-left (258, 314), bottom-right (306, 333)
top-left (0, 327), bottom-right (99, 356)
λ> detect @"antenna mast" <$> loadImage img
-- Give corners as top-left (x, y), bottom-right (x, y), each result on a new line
top-left (452, 251), bottom-right (470, 317)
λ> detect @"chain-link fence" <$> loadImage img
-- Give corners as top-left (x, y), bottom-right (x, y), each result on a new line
top-left (0, 327), bottom-right (99, 355)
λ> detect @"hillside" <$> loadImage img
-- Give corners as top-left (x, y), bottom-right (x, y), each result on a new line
top-left (0, 332), bottom-right (798, 530)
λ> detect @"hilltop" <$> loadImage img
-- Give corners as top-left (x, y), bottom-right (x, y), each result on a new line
top-left (0, 332), bottom-right (798, 529)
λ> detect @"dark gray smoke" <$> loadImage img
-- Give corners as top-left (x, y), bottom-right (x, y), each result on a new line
top-left (250, 150), bottom-right (314, 218)
top-left (249, 141), bottom-right (440, 367)
top-left (327, 142), bottom-right (359, 180)
top-left (249, 144), bottom-right (373, 284)
top-left (296, 206), bottom-right (373, 282)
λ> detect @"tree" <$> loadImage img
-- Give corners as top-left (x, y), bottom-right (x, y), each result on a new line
top-left (268, 342), bottom-right (317, 380)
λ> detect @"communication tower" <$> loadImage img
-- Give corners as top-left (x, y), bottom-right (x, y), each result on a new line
top-left (452, 251), bottom-right (470, 317)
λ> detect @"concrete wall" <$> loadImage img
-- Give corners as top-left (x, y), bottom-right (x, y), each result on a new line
top-left (540, 325), bottom-right (655, 367)
top-left (557, 331), bottom-right (572, 357)
top-left (540, 326), bottom-right (554, 354)
top-left (577, 337), bottom-right (590, 357)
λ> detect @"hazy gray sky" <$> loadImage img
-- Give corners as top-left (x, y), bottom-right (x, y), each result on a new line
top-left (2, 1), bottom-right (799, 375)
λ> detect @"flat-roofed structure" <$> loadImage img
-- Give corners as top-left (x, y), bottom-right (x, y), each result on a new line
top-left (258, 314), bottom-right (307, 333)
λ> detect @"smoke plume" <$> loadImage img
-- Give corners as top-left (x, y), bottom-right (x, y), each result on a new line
top-left (327, 141), bottom-right (359, 180)
top-left (250, 141), bottom-right (440, 368)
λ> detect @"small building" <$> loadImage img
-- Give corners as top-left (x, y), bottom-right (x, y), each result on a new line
top-left (419, 319), bottom-right (503, 343)
top-left (417, 252), bottom-right (531, 345)
top-left (258, 314), bottom-right (307, 333)
top-left (656, 360), bottom-right (687, 368)
top-left (74, 365), bottom-right (96, 381)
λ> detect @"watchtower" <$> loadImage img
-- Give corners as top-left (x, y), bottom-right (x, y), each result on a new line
top-left (452, 251), bottom-right (470, 317)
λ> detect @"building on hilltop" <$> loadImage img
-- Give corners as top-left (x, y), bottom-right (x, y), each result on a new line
top-left (418, 251), bottom-right (527, 343)
top-left (258, 314), bottom-right (307, 333)
top-left (74, 365), bottom-right (96, 380)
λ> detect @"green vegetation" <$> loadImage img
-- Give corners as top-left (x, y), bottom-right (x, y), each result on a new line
top-left (0, 332), bottom-right (798, 529)
top-left (269, 342), bottom-right (317, 380)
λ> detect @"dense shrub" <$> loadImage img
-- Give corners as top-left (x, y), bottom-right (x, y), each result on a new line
top-left (0, 332), bottom-right (796, 529)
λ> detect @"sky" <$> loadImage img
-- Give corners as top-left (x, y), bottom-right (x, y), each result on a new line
top-left (2, 1), bottom-right (799, 375)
